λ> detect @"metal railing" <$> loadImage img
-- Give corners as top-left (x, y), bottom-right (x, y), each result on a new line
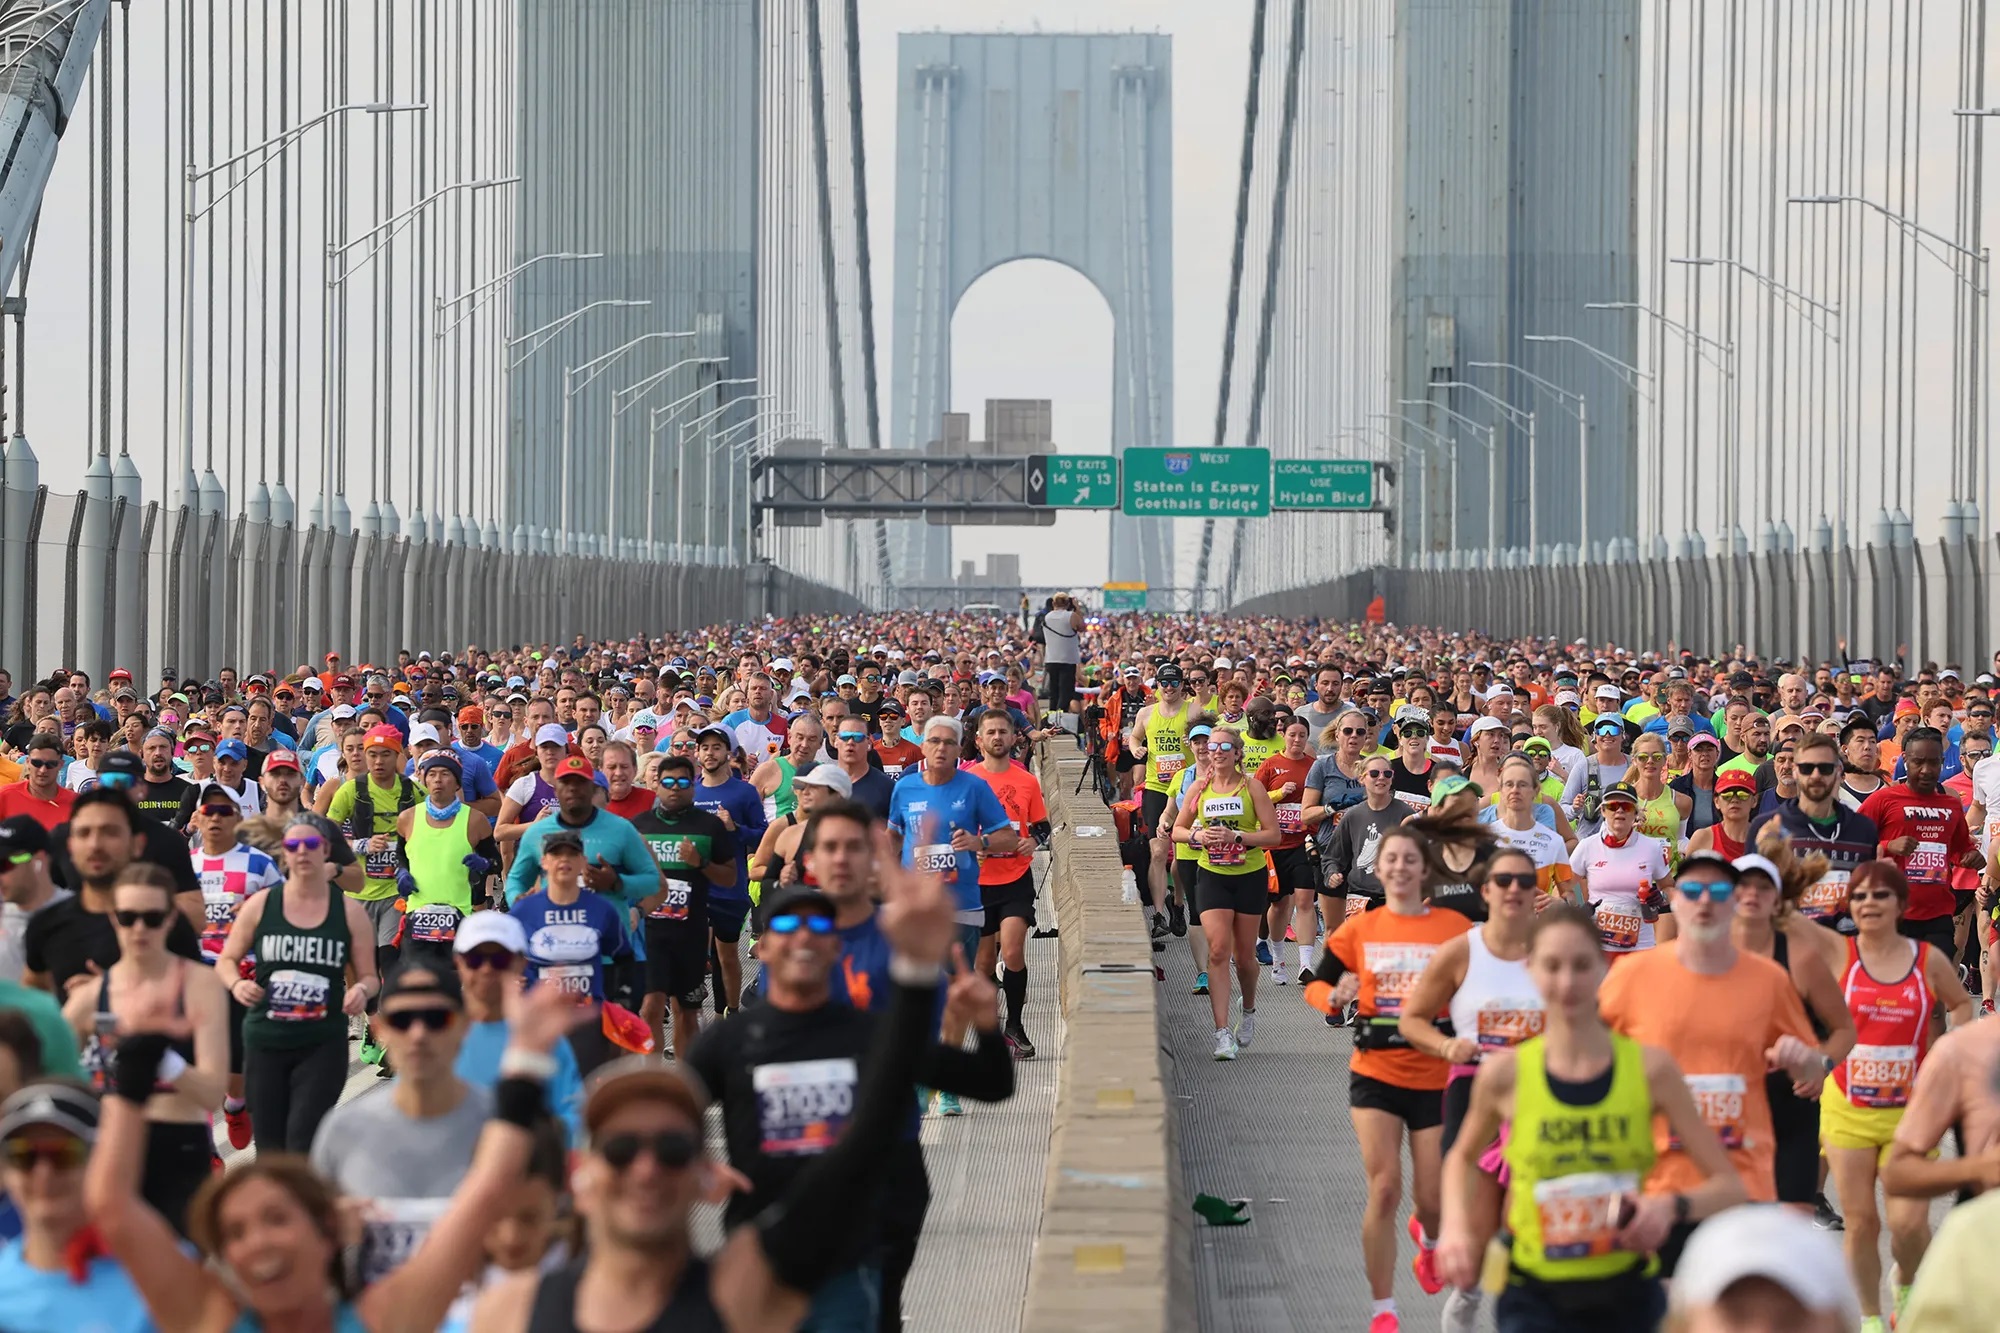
top-left (0, 482), bottom-right (861, 683)
top-left (1232, 536), bottom-right (1996, 669)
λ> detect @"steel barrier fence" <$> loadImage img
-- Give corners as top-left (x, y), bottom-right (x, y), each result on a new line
top-left (0, 485), bottom-right (863, 684)
top-left (1232, 537), bottom-right (1999, 669)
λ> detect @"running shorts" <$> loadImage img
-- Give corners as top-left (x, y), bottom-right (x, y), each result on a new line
top-left (1899, 912), bottom-right (1956, 961)
top-left (644, 920), bottom-right (710, 1005)
top-left (1195, 866), bottom-right (1268, 917)
top-left (1140, 788), bottom-right (1170, 837)
top-left (709, 896), bottom-right (751, 944)
top-left (360, 895), bottom-right (402, 947)
top-left (1173, 860), bottom-right (1197, 902)
top-left (1348, 1071), bottom-right (1443, 1132)
top-left (980, 869), bottom-right (1036, 936)
top-left (1819, 1075), bottom-right (1904, 1161)
top-left (1269, 844), bottom-right (1316, 894)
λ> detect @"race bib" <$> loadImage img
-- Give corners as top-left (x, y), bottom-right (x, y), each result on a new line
top-left (753, 1057), bottom-right (857, 1157)
top-left (913, 843), bottom-right (960, 876)
top-left (356, 1198), bottom-right (450, 1288)
top-left (266, 968), bottom-right (331, 1023)
top-left (407, 905), bottom-right (460, 945)
top-left (1846, 1043), bottom-right (1918, 1109)
top-left (1361, 941), bottom-right (1439, 1016)
top-left (1533, 1171), bottom-right (1636, 1262)
top-left (1908, 840), bottom-right (1950, 884)
top-left (1594, 906), bottom-right (1643, 951)
top-left (1153, 752), bottom-right (1185, 783)
top-left (1799, 868), bottom-right (1851, 922)
top-left (1276, 802), bottom-right (1304, 835)
top-left (1683, 1073), bottom-right (1747, 1149)
top-left (1475, 999), bottom-right (1546, 1049)
top-left (200, 896), bottom-right (237, 961)
top-left (543, 963), bottom-right (596, 998)
top-left (1345, 893), bottom-right (1371, 919)
top-left (364, 845), bottom-right (398, 880)
top-left (651, 878), bottom-right (694, 922)
top-left (883, 764), bottom-right (906, 781)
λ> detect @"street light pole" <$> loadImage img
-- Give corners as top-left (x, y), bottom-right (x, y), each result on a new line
top-left (1370, 412), bottom-right (1454, 555)
top-left (1523, 335), bottom-right (1652, 546)
top-left (647, 377), bottom-right (755, 550)
top-left (1436, 379), bottom-right (1537, 549)
top-left (678, 392), bottom-right (773, 560)
top-left (1402, 397), bottom-right (1497, 563)
top-left (1466, 361), bottom-right (1589, 550)
top-left (557, 329), bottom-right (698, 553)
top-left (606, 356), bottom-right (725, 555)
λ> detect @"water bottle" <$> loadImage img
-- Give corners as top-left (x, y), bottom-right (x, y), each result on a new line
top-left (1120, 866), bottom-right (1140, 904)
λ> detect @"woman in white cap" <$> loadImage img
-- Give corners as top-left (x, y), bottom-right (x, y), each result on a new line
top-left (495, 724), bottom-right (573, 848)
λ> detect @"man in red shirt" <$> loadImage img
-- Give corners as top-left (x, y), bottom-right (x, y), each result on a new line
top-left (1859, 727), bottom-right (1984, 969)
top-left (0, 732), bottom-right (77, 831)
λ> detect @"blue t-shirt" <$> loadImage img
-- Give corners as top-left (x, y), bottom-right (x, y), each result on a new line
top-left (455, 1018), bottom-right (585, 1144)
top-left (0, 1241), bottom-right (153, 1333)
top-left (886, 769), bottom-right (1015, 918)
top-left (457, 740), bottom-right (505, 775)
top-left (404, 749), bottom-right (499, 803)
top-left (693, 775), bottom-right (767, 900)
top-left (847, 767), bottom-right (895, 822)
top-left (508, 890), bottom-right (632, 1001)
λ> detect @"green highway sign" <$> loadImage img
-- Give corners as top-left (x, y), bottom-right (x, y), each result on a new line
top-left (1272, 459), bottom-right (1375, 510)
top-left (1026, 454), bottom-right (1119, 507)
top-left (1103, 583), bottom-right (1147, 611)
top-left (1120, 447), bottom-right (1270, 518)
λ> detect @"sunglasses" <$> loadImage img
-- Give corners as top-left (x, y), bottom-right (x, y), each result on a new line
top-left (199, 804), bottom-right (237, 818)
top-left (1677, 878), bottom-right (1736, 902)
top-left (113, 909), bottom-right (170, 928)
top-left (458, 948), bottom-right (517, 971)
top-left (1400, 724), bottom-right (1432, 738)
top-left (837, 732), bottom-right (869, 743)
top-left (658, 776), bottom-right (693, 790)
top-left (1796, 762), bottom-right (1838, 777)
top-left (2, 1137), bottom-right (88, 1173)
top-left (282, 834), bottom-right (327, 853)
top-left (381, 1006), bottom-right (458, 1032)
top-left (1488, 872), bottom-right (1536, 890)
top-left (1364, 769), bottom-right (1394, 779)
top-left (766, 912), bottom-right (836, 936)
top-left (1848, 888), bottom-right (1898, 904)
top-left (1717, 790), bottom-right (1755, 801)
top-left (25, 758), bottom-right (58, 770)
top-left (1210, 741), bottom-right (1237, 753)
top-left (1339, 727), bottom-right (1369, 738)
top-left (184, 743), bottom-right (214, 755)
top-left (598, 1129), bottom-right (701, 1173)
top-left (1633, 754), bottom-right (1665, 765)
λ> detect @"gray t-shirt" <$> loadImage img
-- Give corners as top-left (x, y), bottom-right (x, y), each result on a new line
top-left (1041, 609), bottom-right (1081, 665)
top-left (310, 1080), bottom-right (492, 1286)
top-left (1298, 704), bottom-right (1343, 752)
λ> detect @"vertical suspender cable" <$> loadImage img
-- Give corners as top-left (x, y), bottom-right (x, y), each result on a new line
top-left (841, 0), bottom-right (891, 599)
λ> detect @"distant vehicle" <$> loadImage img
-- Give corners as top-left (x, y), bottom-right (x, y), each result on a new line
top-left (961, 602), bottom-right (1004, 617)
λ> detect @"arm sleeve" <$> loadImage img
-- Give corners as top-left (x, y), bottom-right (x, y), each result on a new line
top-left (753, 976), bottom-right (943, 1292)
top-left (613, 822), bottom-right (661, 909)
top-left (918, 1029), bottom-right (1017, 1102)
top-left (1310, 915), bottom-right (1356, 985)
top-left (504, 826), bottom-right (542, 905)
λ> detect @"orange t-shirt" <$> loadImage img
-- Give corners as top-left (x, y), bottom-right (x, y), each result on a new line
top-left (967, 760), bottom-right (1047, 886)
top-left (1326, 905), bottom-right (1472, 1089)
top-left (1254, 753), bottom-right (1315, 849)
top-left (1597, 942), bottom-right (1814, 1201)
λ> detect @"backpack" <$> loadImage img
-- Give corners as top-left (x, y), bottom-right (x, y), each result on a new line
top-left (344, 774), bottom-right (420, 838)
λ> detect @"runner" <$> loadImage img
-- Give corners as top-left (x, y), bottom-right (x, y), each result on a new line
top-left (1386, 707), bottom-right (1438, 812)
top-left (1481, 754), bottom-right (1577, 905)
top-left (216, 811), bottom-right (380, 1153)
top-left (1433, 904), bottom-right (1746, 1331)
top-left (1305, 824), bottom-right (1471, 1331)
top-left (1596, 849), bottom-right (1836, 1273)
top-left (450, 912), bottom-right (587, 1144)
top-left (1172, 723), bottom-right (1282, 1059)
top-left (1685, 768), bottom-right (1757, 860)
top-left (689, 724), bottom-right (770, 1018)
top-left (507, 828), bottom-right (635, 1076)
top-left (1320, 758), bottom-right (1418, 928)
top-left (1562, 716), bottom-right (1631, 836)
top-left (323, 724), bottom-right (422, 999)
top-left (1750, 731), bottom-right (1881, 936)
top-left (1567, 784), bottom-right (1670, 958)
top-left (1858, 728), bottom-right (1985, 989)
top-left (1254, 713), bottom-right (1320, 985)
top-left (1161, 719), bottom-right (1216, 991)
top-left (1801, 858), bottom-right (1973, 1330)
top-left (184, 782), bottom-right (282, 1149)
top-left (393, 751), bottom-right (499, 969)
top-left (963, 710), bottom-right (1049, 1057)
top-left (1131, 663), bottom-right (1197, 940)
top-left (1627, 732), bottom-right (1689, 865)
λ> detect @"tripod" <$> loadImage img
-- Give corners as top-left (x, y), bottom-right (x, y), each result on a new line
top-left (1074, 707), bottom-right (1118, 806)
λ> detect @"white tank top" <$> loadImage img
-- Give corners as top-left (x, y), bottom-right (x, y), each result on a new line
top-left (1447, 928), bottom-right (1546, 1054)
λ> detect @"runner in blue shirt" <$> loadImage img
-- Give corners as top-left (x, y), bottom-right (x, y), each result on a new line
top-left (689, 723), bottom-right (766, 1013)
top-left (886, 715), bottom-right (1019, 964)
top-left (506, 828), bottom-right (632, 1076)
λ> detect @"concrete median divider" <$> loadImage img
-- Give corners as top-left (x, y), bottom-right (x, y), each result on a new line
top-left (1021, 744), bottom-right (1194, 1333)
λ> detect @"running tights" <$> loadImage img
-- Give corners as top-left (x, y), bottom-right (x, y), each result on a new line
top-left (243, 1039), bottom-right (350, 1154)
top-left (144, 1121), bottom-right (216, 1237)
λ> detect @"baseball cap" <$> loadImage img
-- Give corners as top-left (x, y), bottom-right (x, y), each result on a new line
top-left (1665, 717), bottom-right (1695, 740)
top-left (263, 749), bottom-right (302, 773)
top-left (762, 882), bottom-right (837, 923)
top-left (1396, 706), bottom-right (1432, 728)
top-left (540, 828), bottom-right (587, 856)
top-left (1715, 769), bottom-right (1758, 796)
top-left (1732, 853), bottom-right (1783, 887)
top-left (0, 815), bottom-right (49, 863)
top-left (553, 755), bottom-right (596, 782)
top-left (453, 911), bottom-right (528, 956)
top-left (96, 750), bottom-right (143, 787)
top-left (408, 722), bottom-right (442, 748)
top-left (770, 657), bottom-right (794, 672)
top-left (1554, 689), bottom-right (1582, 707)
top-left (1668, 1205), bottom-right (1858, 1325)
top-left (1156, 663), bottom-right (1185, 687)
top-left (1594, 684), bottom-right (1621, 701)
top-left (1688, 732), bottom-right (1722, 750)
top-left (795, 765), bottom-right (853, 798)
top-left (330, 703), bottom-right (356, 720)
top-left (877, 699), bottom-right (906, 718)
top-left (213, 738), bottom-right (248, 763)
top-left (378, 958), bottom-right (464, 1009)
top-left (0, 1082), bottom-right (100, 1145)
top-left (1468, 716), bottom-right (1507, 736)
top-left (1597, 782), bottom-right (1640, 808)
top-left (195, 781), bottom-right (242, 809)
top-left (535, 723), bottom-right (571, 748)
top-left (629, 710), bottom-right (660, 731)
top-left (302, 677), bottom-right (325, 693)
top-left (835, 674), bottom-right (858, 686)
top-left (456, 706), bottom-right (485, 726)
top-left (1591, 715), bottom-right (1627, 736)
top-left (1433, 774), bottom-right (1482, 801)
top-left (583, 1057), bottom-right (707, 1141)
top-left (1520, 736), bottom-right (1552, 755)
top-left (1678, 848), bottom-right (1741, 884)
top-left (362, 725), bottom-right (402, 751)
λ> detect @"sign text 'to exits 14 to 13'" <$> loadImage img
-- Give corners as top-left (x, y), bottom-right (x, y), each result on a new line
top-left (1120, 447), bottom-right (1270, 518)
top-left (1025, 454), bottom-right (1119, 508)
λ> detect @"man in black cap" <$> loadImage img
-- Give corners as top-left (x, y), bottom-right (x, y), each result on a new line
top-left (49, 750), bottom-right (201, 911)
top-left (0, 817), bottom-right (68, 984)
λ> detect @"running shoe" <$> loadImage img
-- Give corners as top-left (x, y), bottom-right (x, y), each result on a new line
top-left (1212, 1028), bottom-right (1239, 1060)
top-left (1167, 897), bottom-right (1187, 937)
top-left (1440, 1288), bottom-right (1480, 1333)
top-left (1005, 1022), bottom-right (1037, 1060)
top-left (1254, 939), bottom-right (1273, 966)
top-left (1270, 962), bottom-right (1288, 986)
top-left (1409, 1218), bottom-right (1444, 1294)
top-left (224, 1104), bottom-right (253, 1151)
top-left (1283, 924), bottom-right (1296, 942)
top-left (360, 1041), bottom-right (386, 1067)
top-left (1366, 1313), bottom-right (1399, 1333)
top-left (1234, 1010), bottom-right (1257, 1049)
top-left (936, 1091), bottom-right (964, 1117)
top-left (1813, 1192), bottom-right (1844, 1232)
top-left (1192, 971), bottom-right (1210, 995)
top-left (1150, 912), bottom-right (1170, 940)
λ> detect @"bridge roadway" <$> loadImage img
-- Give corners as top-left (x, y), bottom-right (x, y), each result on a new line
top-left (215, 922), bottom-right (1066, 1332)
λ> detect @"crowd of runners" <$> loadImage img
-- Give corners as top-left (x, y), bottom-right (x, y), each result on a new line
top-left (0, 606), bottom-right (1996, 1330)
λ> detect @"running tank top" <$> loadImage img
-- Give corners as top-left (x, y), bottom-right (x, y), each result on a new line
top-left (771, 813), bottom-right (813, 886)
top-left (1195, 778), bottom-right (1267, 875)
top-left (242, 882), bottom-right (353, 1051)
top-left (1447, 929), bottom-right (1545, 1053)
top-left (764, 756), bottom-right (797, 822)
top-left (81, 964), bottom-right (195, 1095)
top-left (1173, 766), bottom-right (1202, 863)
top-left (525, 1257), bottom-right (723, 1333)
top-left (1505, 1034), bottom-right (1656, 1282)
top-left (1762, 929), bottom-right (1821, 1128)
top-left (1143, 702), bottom-right (1196, 793)
top-left (1835, 937), bottom-right (1931, 1109)
top-left (1687, 781), bottom-right (1716, 833)
top-left (405, 806), bottom-right (476, 943)
top-left (1240, 731), bottom-right (1284, 775)
top-left (522, 773), bottom-right (559, 823)
top-left (1637, 790), bottom-right (1683, 863)
top-left (1708, 824), bottom-right (1746, 860)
